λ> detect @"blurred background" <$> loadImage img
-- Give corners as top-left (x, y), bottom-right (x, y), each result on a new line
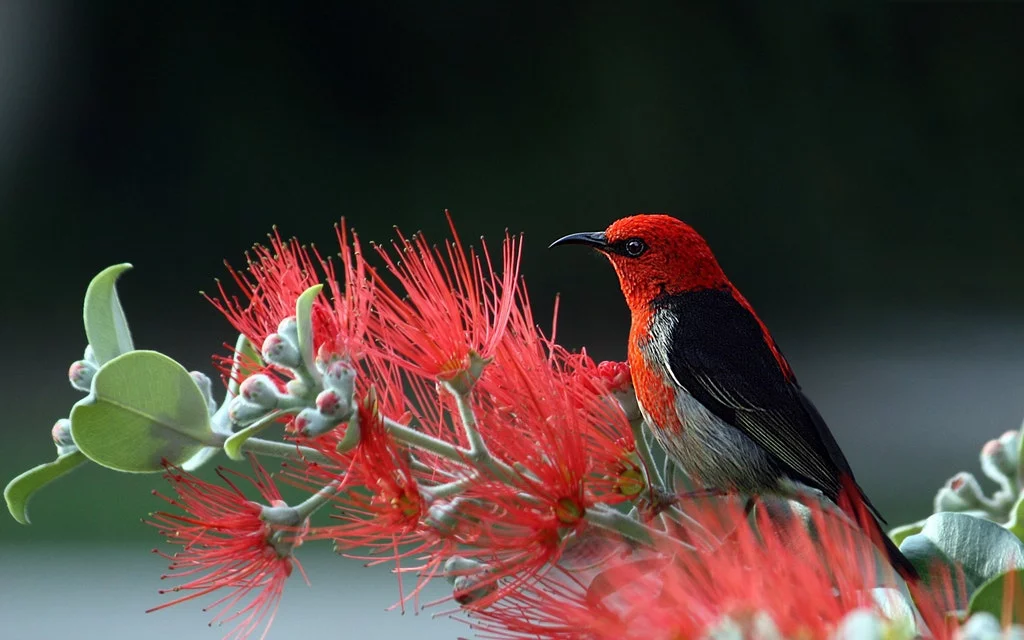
top-left (2, 2), bottom-right (1023, 638)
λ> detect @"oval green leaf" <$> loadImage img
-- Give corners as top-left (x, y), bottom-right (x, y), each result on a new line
top-left (901, 512), bottom-right (1024, 604)
top-left (295, 284), bottom-right (323, 380)
top-left (83, 263), bottom-right (135, 365)
top-left (969, 569), bottom-right (1024, 623)
top-left (5, 451), bottom-right (88, 524)
top-left (70, 350), bottom-right (215, 472)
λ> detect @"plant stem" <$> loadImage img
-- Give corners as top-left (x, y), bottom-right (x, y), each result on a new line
top-left (630, 417), bottom-right (665, 492)
top-left (383, 416), bottom-right (466, 460)
top-left (423, 475), bottom-right (478, 501)
top-left (584, 505), bottom-right (693, 550)
top-left (293, 479), bottom-right (344, 520)
top-left (445, 382), bottom-right (489, 458)
top-left (241, 437), bottom-right (332, 465)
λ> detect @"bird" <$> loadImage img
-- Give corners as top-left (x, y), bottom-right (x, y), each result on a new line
top-left (549, 213), bottom-right (917, 582)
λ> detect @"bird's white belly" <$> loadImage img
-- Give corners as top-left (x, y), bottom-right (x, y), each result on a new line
top-left (635, 374), bottom-right (781, 495)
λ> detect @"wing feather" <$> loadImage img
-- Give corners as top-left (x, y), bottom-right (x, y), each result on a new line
top-left (658, 289), bottom-right (855, 505)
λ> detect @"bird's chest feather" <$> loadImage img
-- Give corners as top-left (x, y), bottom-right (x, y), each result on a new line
top-left (629, 309), bottom-right (780, 491)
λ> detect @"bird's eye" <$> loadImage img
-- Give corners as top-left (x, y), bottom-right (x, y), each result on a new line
top-left (623, 238), bottom-right (647, 257)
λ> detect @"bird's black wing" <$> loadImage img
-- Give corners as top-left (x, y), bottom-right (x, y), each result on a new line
top-left (656, 288), bottom-right (878, 518)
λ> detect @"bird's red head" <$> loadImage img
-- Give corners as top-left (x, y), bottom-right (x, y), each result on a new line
top-left (550, 214), bottom-right (728, 311)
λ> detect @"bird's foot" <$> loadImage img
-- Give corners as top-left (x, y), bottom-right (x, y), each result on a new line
top-left (643, 486), bottom-right (680, 516)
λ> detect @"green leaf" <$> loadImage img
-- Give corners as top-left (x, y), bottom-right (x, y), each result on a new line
top-left (295, 284), bottom-right (323, 378)
top-left (4, 451), bottom-right (88, 524)
top-left (70, 350), bottom-right (216, 472)
top-left (83, 264), bottom-right (135, 364)
top-left (889, 520), bottom-right (927, 547)
top-left (969, 569), bottom-right (1024, 623)
top-left (227, 334), bottom-right (264, 399)
top-left (900, 512), bottom-right (1024, 606)
top-left (1007, 492), bottom-right (1024, 541)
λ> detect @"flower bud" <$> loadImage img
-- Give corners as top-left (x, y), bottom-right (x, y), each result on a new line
top-left (315, 388), bottom-right (353, 421)
top-left (981, 430), bottom-right (1020, 490)
top-left (82, 344), bottom-right (98, 365)
top-left (444, 556), bottom-right (495, 606)
top-left (322, 358), bottom-right (357, 399)
top-left (261, 333), bottom-right (301, 369)
top-left (227, 396), bottom-right (270, 425)
top-left (238, 374), bottom-right (281, 409)
top-left (190, 371), bottom-right (217, 415)
top-left (51, 418), bottom-right (76, 456)
top-left (293, 407), bottom-right (336, 438)
top-left (934, 472), bottom-right (987, 513)
top-left (68, 359), bottom-right (98, 392)
top-left (425, 499), bottom-right (465, 536)
top-left (276, 316), bottom-right (299, 346)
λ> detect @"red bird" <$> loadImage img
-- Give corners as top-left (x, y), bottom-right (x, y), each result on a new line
top-left (550, 213), bottom-right (917, 581)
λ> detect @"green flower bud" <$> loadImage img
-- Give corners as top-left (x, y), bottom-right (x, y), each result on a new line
top-left (51, 418), bottom-right (76, 456)
top-left (227, 396), bottom-right (271, 425)
top-left (980, 430), bottom-right (1020, 493)
top-left (68, 359), bottom-right (98, 392)
top-left (315, 389), bottom-right (353, 421)
top-left (321, 359), bottom-right (357, 399)
top-left (276, 316), bottom-right (299, 346)
top-left (294, 407), bottom-right (335, 438)
top-left (238, 374), bottom-right (281, 409)
top-left (261, 333), bottom-right (301, 369)
top-left (425, 499), bottom-right (465, 536)
top-left (444, 556), bottom-right (495, 606)
top-left (934, 472), bottom-right (988, 513)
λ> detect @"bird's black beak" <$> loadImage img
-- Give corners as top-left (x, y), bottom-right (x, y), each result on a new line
top-left (548, 231), bottom-right (608, 250)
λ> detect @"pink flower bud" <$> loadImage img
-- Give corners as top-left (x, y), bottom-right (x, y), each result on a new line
top-left (68, 359), bottom-right (98, 392)
top-left (51, 419), bottom-right (75, 455)
top-left (238, 374), bottom-right (281, 408)
top-left (261, 333), bottom-right (301, 369)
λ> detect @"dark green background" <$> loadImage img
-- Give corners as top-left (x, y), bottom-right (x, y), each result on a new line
top-left (2, 0), bottom-right (1023, 547)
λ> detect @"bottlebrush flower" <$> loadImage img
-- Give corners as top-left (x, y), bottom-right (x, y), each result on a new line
top-left (369, 212), bottom-right (523, 388)
top-left (145, 457), bottom-right (307, 640)
top-left (461, 493), bottom-right (937, 640)
top-left (209, 221), bottom-right (375, 381)
top-left (439, 334), bottom-right (638, 606)
top-left (308, 388), bottom-right (459, 611)
top-left (207, 228), bottom-right (324, 350)
top-left (319, 389), bottom-right (428, 548)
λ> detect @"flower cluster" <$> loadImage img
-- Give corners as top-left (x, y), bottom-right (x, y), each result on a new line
top-left (32, 212), bottom-right (1011, 639)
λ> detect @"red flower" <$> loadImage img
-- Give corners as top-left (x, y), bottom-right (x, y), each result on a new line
top-left (308, 388), bottom-right (461, 611)
top-left (146, 458), bottom-right (306, 640)
top-left (207, 229), bottom-right (322, 350)
top-left (321, 390), bottom-right (428, 548)
top-left (435, 331), bottom-right (637, 606)
top-left (208, 221), bottom-right (375, 382)
top-left (370, 212), bottom-right (523, 385)
top-left (463, 493), bottom-right (938, 640)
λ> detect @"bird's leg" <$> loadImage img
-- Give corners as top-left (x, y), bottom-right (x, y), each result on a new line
top-left (676, 487), bottom-right (732, 501)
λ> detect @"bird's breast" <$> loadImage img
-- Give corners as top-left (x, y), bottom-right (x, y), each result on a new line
top-left (628, 314), bottom-right (685, 434)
